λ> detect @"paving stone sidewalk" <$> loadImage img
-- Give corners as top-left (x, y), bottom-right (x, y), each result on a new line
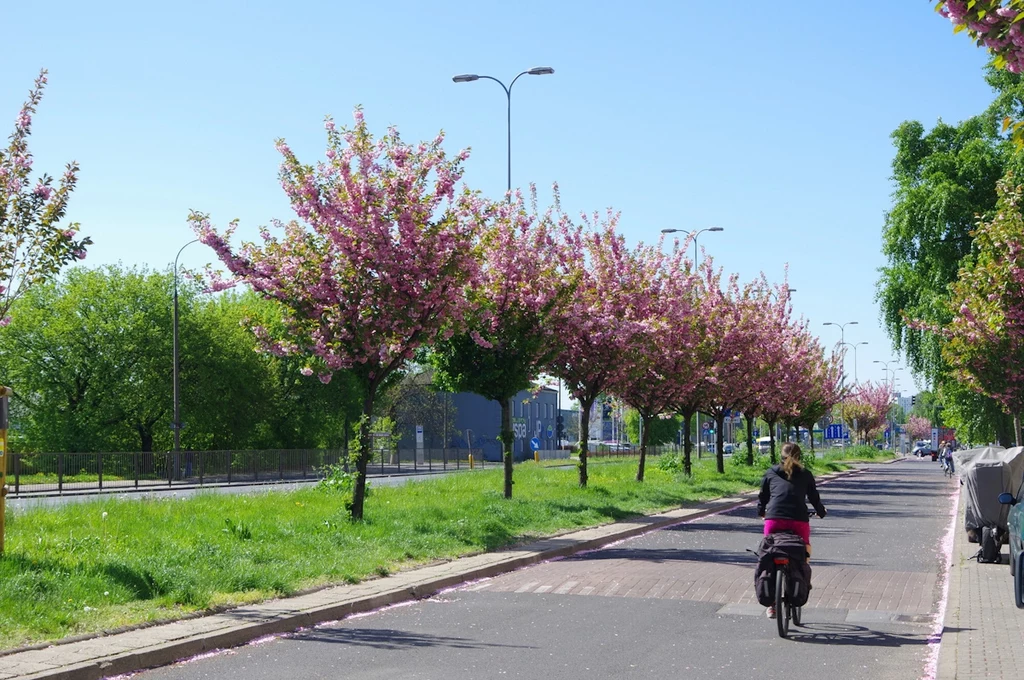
top-left (0, 468), bottom-right (861, 680)
top-left (937, 484), bottom-right (1024, 680)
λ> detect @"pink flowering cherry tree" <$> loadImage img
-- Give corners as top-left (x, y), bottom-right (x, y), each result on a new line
top-left (758, 322), bottom-right (821, 462)
top-left (0, 69), bottom-right (91, 326)
top-left (611, 241), bottom-right (701, 482)
top-left (698, 267), bottom-right (767, 473)
top-left (940, 177), bottom-right (1024, 444)
top-left (661, 237), bottom-right (716, 477)
top-left (841, 381), bottom-right (894, 443)
top-left (935, 2), bottom-right (1024, 144)
top-left (548, 210), bottom-right (650, 487)
top-left (190, 109), bottom-right (482, 520)
top-left (908, 414), bottom-right (933, 441)
top-left (430, 186), bottom-right (574, 499)
top-left (733, 279), bottom-right (799, 464)
top-left (787, 345), bottom-right (845, 453)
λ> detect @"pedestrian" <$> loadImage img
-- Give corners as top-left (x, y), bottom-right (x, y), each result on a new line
top-left (756, 442), bottom-right (827, 619)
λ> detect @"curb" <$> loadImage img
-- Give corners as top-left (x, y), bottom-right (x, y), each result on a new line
top-left (6, 467), bottom-right (862, 680)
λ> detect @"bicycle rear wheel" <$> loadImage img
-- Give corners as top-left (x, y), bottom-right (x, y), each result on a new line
top-left (775, 569), bottom-right (789, 637)
top-left (792, 605), bottom-right (802, 627)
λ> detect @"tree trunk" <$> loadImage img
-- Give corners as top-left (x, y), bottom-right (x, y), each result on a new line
top-left (715, 411), bottom-right (726, 474)
top-left (746, 413), bottom-right (755, 465)
top-left (578, 396), bottom-right (594, 488)
top-left (636, 411), bottom-right (649, 482)
top-left (1015, 413), bottom-right (1022, 448)
top-left (681, 408), bottom-right (694, 476)
top-left (767, 418), bottom-right (778, 464)
top-left (502, 398), bottom-right (514, 499)
top-left (138, 426), bottom-right (153, 453)
top-left (350, 389), bottom-right (377, 521)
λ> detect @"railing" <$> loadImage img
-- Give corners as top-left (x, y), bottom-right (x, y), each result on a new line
top-left (6, 446), bottom-right (490, 497)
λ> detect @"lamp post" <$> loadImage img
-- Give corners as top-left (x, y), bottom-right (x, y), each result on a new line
top-left (822, 321), bottom-right (859, 383)
top-left (839, 341), bottom-right (869, 383)
top-left (172, 239), bottom-right (199, 455)
top-left (824, 321), bottom-right (858, 450)
top-left (661, 227), bottom-right (724, 266)
top-left (452, 67), bottom-right (554, 197)
top-left (873, 360), bottom-right (901, 390)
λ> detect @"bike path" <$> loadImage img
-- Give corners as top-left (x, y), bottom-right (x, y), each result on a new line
top-left (0, 460), bottom-right (961, 680)
top-left (118, 460), bottom-right (951, 680)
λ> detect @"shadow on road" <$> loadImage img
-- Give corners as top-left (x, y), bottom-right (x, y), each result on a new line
top-left (786, 622), bottom-right (931, 647)
top-left (288, 627), bottom-right (536, 651)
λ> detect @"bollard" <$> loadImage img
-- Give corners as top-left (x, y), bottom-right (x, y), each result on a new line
top-left (469, 453), bottom-right (474, 469)
top-left (534, 450), bottom-right (540, 463)
top-left (0, 387), bottom-right (12, 555)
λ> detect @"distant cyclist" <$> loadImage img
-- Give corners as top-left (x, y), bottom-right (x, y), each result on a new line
top-left (757, 442), bottom-right (827, 618)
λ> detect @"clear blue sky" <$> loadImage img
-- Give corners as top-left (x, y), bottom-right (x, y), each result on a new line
top-left (1, 1), bottom-right (997, 396)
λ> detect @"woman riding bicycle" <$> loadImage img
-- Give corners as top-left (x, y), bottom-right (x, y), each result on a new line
top-left (757, 442), bottom-right (827, 618)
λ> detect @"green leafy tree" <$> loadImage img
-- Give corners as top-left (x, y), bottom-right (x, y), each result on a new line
top-left (0, 266), bottom-right (181, 452)
top-left (877, 85), bottom-right (1024, 440)
top-left (0, 269), bottom-right (359, 453)
top-left (624, 409), bottom-right (680, 447)
top-left (941, 177), bottom-right (1024, 443)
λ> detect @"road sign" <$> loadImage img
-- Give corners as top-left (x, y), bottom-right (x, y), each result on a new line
top-left (530, 437), bottom-right (541, 451)
top-left (415, 425), bottom-right (424, 447)
top-left (825, 424), bottom-right (849, 440)
top-left (702, 422), bottom-right (711, 431)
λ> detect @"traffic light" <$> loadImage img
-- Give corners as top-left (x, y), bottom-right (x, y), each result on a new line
top-left (911, 395), bottom-right (917, 406)
top-left (556, 415), bottom-right (565, 440)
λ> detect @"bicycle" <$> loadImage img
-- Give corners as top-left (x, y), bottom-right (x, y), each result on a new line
top-left (771, 542), bottom-right (803, 637)
top-left (752, 509), bottom-right (820, 639)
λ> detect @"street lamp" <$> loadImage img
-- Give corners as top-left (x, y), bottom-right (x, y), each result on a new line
top-left (839, 341), bottom-right (869, 383)
top-left (873, 360), bottom-right (901, 389)
top-left (452, 66), bottom-right (554, 196)
top-left (661, 227), bottom-right (725, 266)
top-left (172, 239), bottom-right (199, 455)
top-left (824, 321), bottom-right (858, 450)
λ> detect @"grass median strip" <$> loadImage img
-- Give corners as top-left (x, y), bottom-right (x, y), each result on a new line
top-left (0, 450), bottom-right (891, 651)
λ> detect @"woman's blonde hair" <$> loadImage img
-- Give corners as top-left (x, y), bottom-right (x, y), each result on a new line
top-left (781, 442), bottom-right (803, 478)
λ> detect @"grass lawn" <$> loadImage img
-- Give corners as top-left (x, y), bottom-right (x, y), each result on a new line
top-left (0, 451), bottom-right (886, 650)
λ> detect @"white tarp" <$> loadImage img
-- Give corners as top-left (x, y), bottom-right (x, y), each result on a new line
top-left (952, 445), bottom-right (1024, 532)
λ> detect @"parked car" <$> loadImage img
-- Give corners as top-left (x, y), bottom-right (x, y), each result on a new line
top-left (723, 443), bottom-right (735, 455)
top-left (999, 482), bottom-right (1024, 607)
top-left (912, 440), bottom-right (937, 459)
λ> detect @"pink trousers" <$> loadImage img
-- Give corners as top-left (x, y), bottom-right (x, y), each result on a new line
top-left (764, 519), bottom-right (810, 545)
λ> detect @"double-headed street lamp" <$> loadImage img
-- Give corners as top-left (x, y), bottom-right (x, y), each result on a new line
top-left (873, 360), bottom-right (902, 389)
top-left (823, 320), bottom-right (858, 384)
top-left (839, 341), bottom-right (869, 383)
top-left (172, 239), bottom-right (199, 454)
top-left (661, 227), bottom-right (724, 266)
top-left (452, 67), bottom-right (555, 196)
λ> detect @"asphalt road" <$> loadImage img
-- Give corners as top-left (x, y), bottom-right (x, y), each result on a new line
top-left (131, 458), bottom-right (955, 680)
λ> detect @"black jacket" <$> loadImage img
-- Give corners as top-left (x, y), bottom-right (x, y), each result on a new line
top-left (757, 464), bottom-right (826, 522)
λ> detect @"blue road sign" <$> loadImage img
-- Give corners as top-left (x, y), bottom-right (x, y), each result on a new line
top-left (530, 437), bottom-right (541, 451)
top-left (825, 424), bottom-right (849, 440)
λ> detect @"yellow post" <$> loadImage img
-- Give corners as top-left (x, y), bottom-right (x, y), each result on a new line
top-left (534, 450), bottom-right (539, 463)
top-left (468, 453), bottom-right (474, 469)
top-left (0, 386), bottom-right (11, 555)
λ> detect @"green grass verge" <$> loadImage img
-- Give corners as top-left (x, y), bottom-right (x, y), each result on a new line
top-left (0, 455), bottom-right (862, 650)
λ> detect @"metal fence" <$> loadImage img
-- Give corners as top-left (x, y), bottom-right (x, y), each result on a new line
top-left (6, 446), bottom-right (492, 497)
